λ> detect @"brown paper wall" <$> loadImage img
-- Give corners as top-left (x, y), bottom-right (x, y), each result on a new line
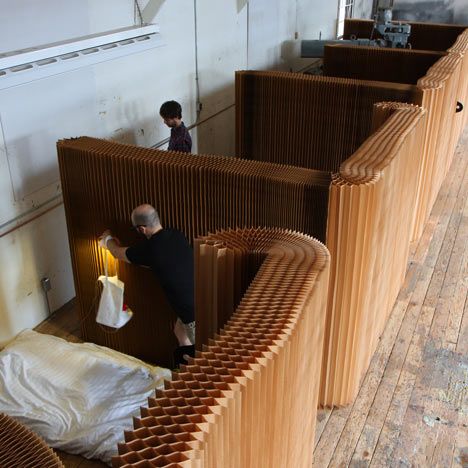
top-left (112, 228), bottom-right (330, 468)
top-left (57, 139), bottom-right (330, 367)
top-left (235, 71), bottom-right (422, 172)
top-left (323, 45), bottom-right (445, 84)
top-left (343, 18), bottom-right (466, 51)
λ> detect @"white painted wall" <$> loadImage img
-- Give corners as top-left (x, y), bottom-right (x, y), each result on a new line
top-left (0, 1), bottom-right (135, 54)
top-left (0, 205), bottom-right (74, 345)
top-left (353, 0), bottom-right (375, 20)
top-left (195, 0), bottom-right (247, 155)
top-left (453, 0), bottom-right (468, 24)
top-left (247, 0), bottom-right (296, 70)
top-left (393, 0), bottom-right (468, 24)
top-left (0, 0), bottom-right (368, 346)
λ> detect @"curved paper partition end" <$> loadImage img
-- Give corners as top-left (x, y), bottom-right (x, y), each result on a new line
top-left (112, 227), bottom-right (330, 468)
top-left (321, 104), bottom-right (426, 407)
top-left (370, 101), bottom-right (424, 133)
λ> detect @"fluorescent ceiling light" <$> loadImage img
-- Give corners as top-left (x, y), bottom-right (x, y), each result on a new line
top-left (0, 25), bottom-right (164, 89)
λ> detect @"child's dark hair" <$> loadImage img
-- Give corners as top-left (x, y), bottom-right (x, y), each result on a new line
top-left (159, 100), bottom-right (182, 119)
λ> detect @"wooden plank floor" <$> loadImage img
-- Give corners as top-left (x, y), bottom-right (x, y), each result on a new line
top-left (34, 128), bottom-right (467, 467)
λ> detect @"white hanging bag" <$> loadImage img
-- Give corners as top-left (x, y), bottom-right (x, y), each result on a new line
top-left (97, 248), bottom-right (133, 329)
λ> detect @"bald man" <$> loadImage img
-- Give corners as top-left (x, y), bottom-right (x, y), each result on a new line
top-left (100, 204), bottom-right (195, 367)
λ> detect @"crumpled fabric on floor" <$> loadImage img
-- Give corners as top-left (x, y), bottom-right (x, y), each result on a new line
top-left (0, 329), bottom-right (171, 465)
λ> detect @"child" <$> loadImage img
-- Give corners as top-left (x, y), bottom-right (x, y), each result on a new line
top-left (159, 100), bottom-right (192, 153)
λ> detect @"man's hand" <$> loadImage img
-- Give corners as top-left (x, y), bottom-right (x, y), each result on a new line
top-left (98, 230), bottom-right (129, 263)
top-left (98, 230), bottom-right (113, 249)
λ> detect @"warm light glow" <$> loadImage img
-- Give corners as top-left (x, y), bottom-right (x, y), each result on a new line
top-left (96, 239), bottom-right (118, 276)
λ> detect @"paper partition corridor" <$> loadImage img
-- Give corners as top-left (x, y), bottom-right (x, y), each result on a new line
top-left (57, 138), bottom-right (330, 366)
top-left (323, 28), bottom-right (468, 239)
top-left (58, 22), bottom-right (467, 415)
top-left (235, 28), bottom-right (467, 404)
top-left (112, 228), bottom-right (330, 468)
top-left (0, 413), bottom-right (64, 468)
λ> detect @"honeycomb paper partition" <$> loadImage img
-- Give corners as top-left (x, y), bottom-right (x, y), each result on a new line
top-left (0, 413), bottom-right (64, 468)
top-left (321, 103), bottom-right (427, 406)
top-left (343, 19), bottom-right (466, 51)
top-left (235, 70), bottom-right (422, 172)
top-left (235, 54), bottom-right (465, 405)
top-left (112, 227), bottom-right (330, 468)
top-left (57, 138), bottom-right (330, 366)
top-left (323, 44), bottom-right (445, 84)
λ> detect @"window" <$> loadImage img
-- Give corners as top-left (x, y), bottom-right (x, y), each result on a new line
top-left (337, 0), bottom-right (355, 38)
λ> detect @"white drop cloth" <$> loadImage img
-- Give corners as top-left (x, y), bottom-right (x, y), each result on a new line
top-left (0, 329), bottom-right (171, 465)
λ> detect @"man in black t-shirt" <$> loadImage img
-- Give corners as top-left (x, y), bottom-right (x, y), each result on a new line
top-left (99, 204), bottom-right (195, 365)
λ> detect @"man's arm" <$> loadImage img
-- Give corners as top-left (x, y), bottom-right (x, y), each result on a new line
top-left (107, 238), bottom-right (130, 263)
top-left (99, 231), bottom-right (130, 263)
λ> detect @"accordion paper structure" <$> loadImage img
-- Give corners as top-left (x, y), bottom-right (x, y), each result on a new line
top-left (0, 413), bottom-right (64, 468)
top-left (58, 138), bottom-right (330, 367)
top-left (57, 20), bottom-right (467, 468)
top-left (112, 228), bottom-right (330, 468)
top-left (235, 26), bottom-right (467, 406)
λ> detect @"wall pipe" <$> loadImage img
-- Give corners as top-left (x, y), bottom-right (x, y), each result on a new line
top-left (0, 197), bottom-right (63, 238)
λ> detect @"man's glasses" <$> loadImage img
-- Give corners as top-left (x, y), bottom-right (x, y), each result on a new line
top-left (131, 224), bottom-right (146, 231)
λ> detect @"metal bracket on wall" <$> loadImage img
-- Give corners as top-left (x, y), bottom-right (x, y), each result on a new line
top-left (0, 25), bottom-right (164, 90)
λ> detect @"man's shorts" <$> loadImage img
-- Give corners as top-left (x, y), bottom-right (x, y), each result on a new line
top-left (177, 318), bottom-right (195, 345)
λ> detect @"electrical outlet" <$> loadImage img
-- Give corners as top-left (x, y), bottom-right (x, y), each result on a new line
top-left (41, 277), bottom-right (51, 292)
